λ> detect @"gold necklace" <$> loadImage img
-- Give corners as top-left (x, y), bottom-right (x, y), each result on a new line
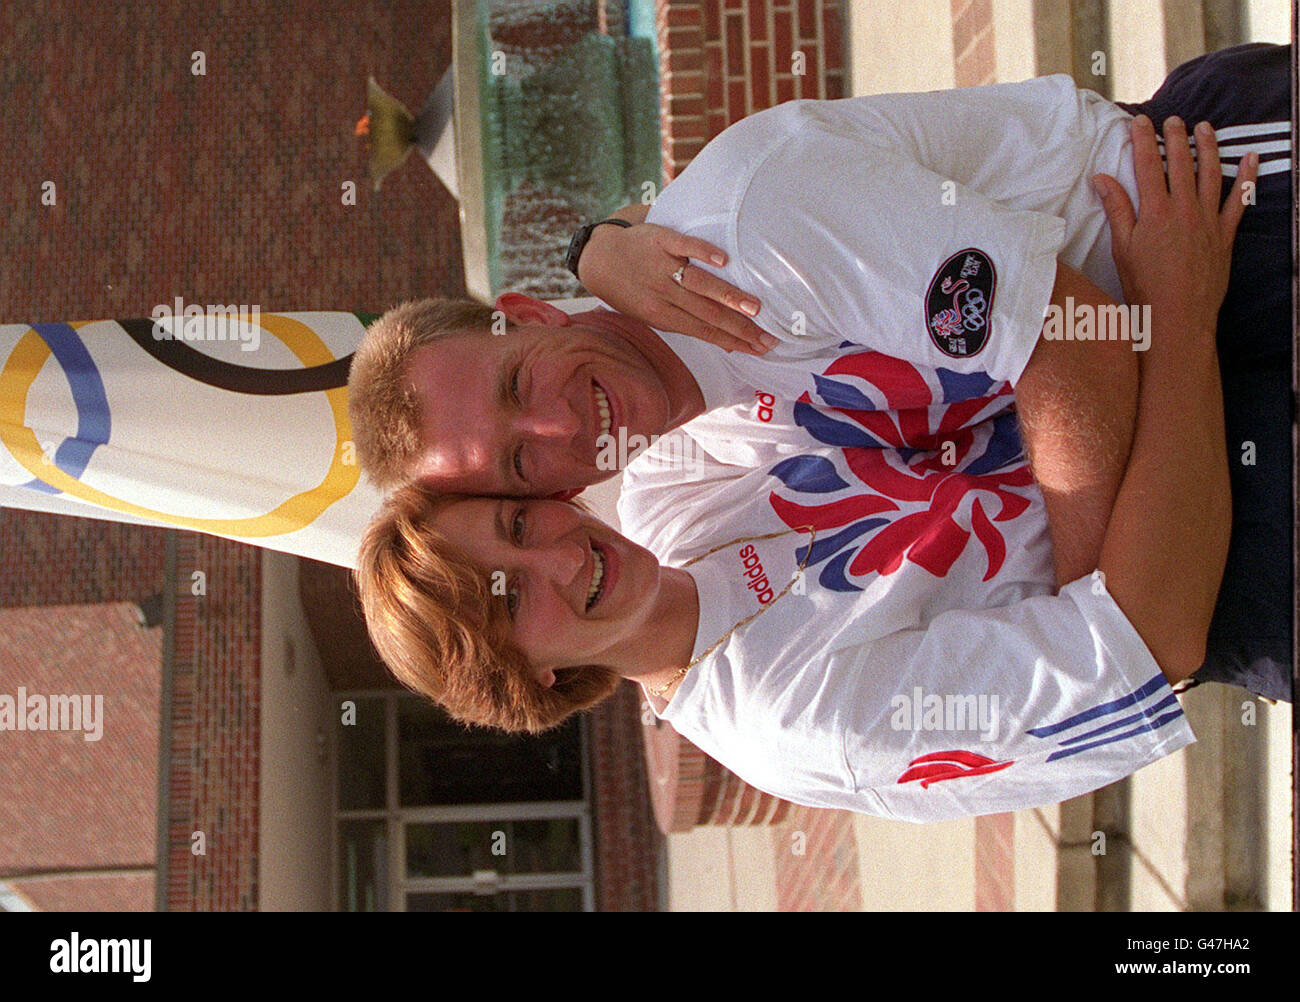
top-left (646, 525), bottom-right (816, 699)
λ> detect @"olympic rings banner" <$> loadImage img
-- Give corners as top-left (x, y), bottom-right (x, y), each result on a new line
top-left (0, 300), bottom-right (602, 568)
top-left (0, 311), bottom-right (385, 567)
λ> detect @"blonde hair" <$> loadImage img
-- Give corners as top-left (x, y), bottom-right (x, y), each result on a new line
top-left (353, 482), bottom-right (622, 734)
top-left (347, 298), bottom-right (506, 490)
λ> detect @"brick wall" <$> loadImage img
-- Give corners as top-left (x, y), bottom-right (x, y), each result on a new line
top-left (0, 602), bottom-right (161, 911)
top-left (2, 0), bottom-right (460, 913)
top-left (772, 805), bottom-right (862, 911)
top-left (587, 684), bottom-right (667, 911)
top-left (953, 0), bottom-right (996, 88)
top-left (0, 510), bottom-right (166, 610)
top-left (657, 0), bottom-right (846, 184)
top-left (163, 532), bottom-right (262, 911)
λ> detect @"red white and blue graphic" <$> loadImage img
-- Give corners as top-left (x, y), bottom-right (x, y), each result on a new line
top-left (767, 347), bottom-right (1034, 592)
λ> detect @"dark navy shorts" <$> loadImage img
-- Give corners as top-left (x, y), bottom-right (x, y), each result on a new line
top-left (1116, 43), bottom-right (1294, 702)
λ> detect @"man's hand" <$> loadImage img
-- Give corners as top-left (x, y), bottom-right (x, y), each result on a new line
top-left (1092, 115), bottom-right (1257, 335)
top-left (577, 204), bottom-right (777, 356)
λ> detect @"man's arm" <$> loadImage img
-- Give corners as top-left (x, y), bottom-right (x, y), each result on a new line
top-left (1013, 115), bottom-right (1256, 597)
top-left (1091, 115), bottom-right (1255, 680)
top-left (1013, 262), bottom-right (1139, 588)
top-left (1098, 312), bottom-right (1227, 680)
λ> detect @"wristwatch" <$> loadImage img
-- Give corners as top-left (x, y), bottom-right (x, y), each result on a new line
top-left (564, 218), bottom-right (633, 281)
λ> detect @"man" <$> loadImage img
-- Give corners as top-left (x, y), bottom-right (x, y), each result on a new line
top-left (347, 43), bottom-right (1290, 698)
top-left (348, 115), bottom-right (1245, 821)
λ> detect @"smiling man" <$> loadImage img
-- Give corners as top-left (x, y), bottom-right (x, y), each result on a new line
top-left (384, 295), bottom-right (705, 498)
top-left (348, 43), bottom-right (1292, 701)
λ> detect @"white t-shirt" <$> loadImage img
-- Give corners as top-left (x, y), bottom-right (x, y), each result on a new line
top-left (617, 79), bottom-right (1193, 821)
top-left (624, 449), bottom-right (1194, 823)
top-left (636, 75), bottom-right (1140, 472)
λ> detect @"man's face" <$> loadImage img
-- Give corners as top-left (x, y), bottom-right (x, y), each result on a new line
top-left (406, 301), bottom-right (672, 496)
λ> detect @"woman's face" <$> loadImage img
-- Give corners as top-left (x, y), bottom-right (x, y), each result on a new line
top-left (428, 498), bottom-right (665, 682)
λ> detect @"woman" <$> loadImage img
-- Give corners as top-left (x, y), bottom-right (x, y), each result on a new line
top-left (354, 408), bottom-right (1206, 824)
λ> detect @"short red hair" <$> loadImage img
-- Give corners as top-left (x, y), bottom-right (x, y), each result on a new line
top-left (353, 482), bottom-right (622, 734)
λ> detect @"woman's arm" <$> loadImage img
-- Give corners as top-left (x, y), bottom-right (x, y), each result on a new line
top-left (574, 204), bottom-right (776, 355)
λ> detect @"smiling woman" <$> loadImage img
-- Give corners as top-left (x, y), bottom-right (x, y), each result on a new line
top-left (354, 485), bottom-right (626, 734)
top-left (355, 453), bottom-right (1209, 824)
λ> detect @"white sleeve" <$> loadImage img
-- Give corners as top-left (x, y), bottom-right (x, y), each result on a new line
top-left (831, 576), bottom-right (1196, 823)
top-left (733, 106), bottom-right (1066, 385)
top-left (617, 428), bottom-right (744, 556)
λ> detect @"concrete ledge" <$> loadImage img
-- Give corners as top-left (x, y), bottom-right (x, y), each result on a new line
top-left (665, 826), bottom-right (777, 911)
top-left (1012, 794), bottom-right (1099, 911)
top-left (851, 813), bottom-right (977, 909)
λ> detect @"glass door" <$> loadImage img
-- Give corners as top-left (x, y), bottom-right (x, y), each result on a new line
top-left (334, 693), bottom-right (594, 911)
top-left (401, 810), bottom-right (591, 911)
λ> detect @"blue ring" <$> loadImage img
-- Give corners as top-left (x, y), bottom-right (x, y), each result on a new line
top-left (19, 323), bottom-right (111, 494)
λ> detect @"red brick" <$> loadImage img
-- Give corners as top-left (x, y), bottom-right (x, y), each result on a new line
top-left (666, 5), bottom-right (704, 28)
top-left (797, 0), bottom-right (818, 38)
top-left (774, 9), bottom-right (794, 59)
top-left (668, 47), bottom-right (705, 75)
top-left (824, 72), bottom-right (844, 100)
top-left (704, 0), bottom-right (722, 40)
top-left (666, 117), bottom-right (709, 141)
top-left (725, 11), bottom-right (745, 75)
top-left (706, 44), bottom-right (725, 107)
top-left (956, 27), bottom-right (996, 87)
top-left (798, 46), bottom-right (820, 96)
top-left (728, 78), bottom-right (748, 117)
top-left (749, 43), bottom-right (772, 110)
top-left (776, 73), bottom-right (796, 103)
top-left (667, 25), bottom-right (702, 52)
top-left (748, 0), bottom-right (768, 39)
top-left (665, 69), bottom-right (705, 93)
top-left (669, 93), bottom-right (707, 117)
top-left (953, 0), bottom-right (991, 58)
top-left (822, 5), bottom-right (844, 71)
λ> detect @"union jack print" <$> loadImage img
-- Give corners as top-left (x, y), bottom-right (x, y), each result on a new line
top-left (767, 348), bottom-right (1035, 591)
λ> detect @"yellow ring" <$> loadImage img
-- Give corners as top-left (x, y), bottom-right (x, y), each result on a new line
top-left (0, 315), bottom-right (360, 537)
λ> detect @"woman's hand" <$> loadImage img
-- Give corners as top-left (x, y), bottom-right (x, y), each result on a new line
top-left (1091, 114), bottom-right (1257, 335)
top-left (577, 214), bottom-right (777, 355)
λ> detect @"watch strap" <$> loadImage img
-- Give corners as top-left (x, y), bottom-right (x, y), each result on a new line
top-left (564, 218), bottom-right (634, 281)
